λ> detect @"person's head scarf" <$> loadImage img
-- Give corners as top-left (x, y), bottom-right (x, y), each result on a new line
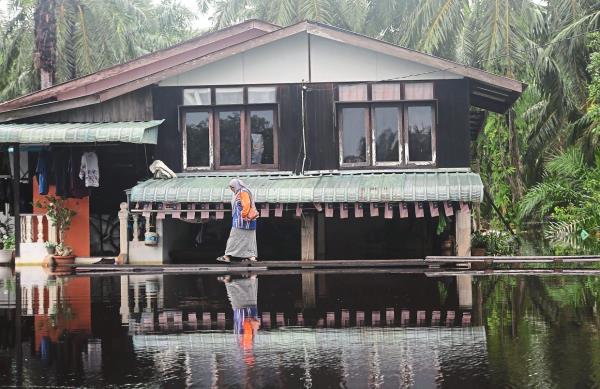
top-left (229, 178), bottom-right (254, 207)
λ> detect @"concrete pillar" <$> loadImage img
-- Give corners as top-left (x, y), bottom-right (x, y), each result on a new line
top-left (457, 275), bottom-right (473, 310)
top-left (118, 202), bottom-right (129, 264)
top-left (301, 213), bottom-right (315, 261)
top-left (455, 207), bottom-right (471, 256)
top-left (120, 276), bottom-right (130, 324)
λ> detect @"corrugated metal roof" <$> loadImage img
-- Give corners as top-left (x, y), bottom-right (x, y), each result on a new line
top-left (0, 120), bottom-right (164, 144)
top-left (130, 171), bottom-right (484, 203)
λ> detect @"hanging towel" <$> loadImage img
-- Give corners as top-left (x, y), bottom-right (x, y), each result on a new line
top-left (79, 151), bottom-right (99, 187)
top-left (35, 150), bottom-right (50, 195)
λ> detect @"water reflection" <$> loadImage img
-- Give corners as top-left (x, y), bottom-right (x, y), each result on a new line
top-left (2, 268), bottom-right (600, 387)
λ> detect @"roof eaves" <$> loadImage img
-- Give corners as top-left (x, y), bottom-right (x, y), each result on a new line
top-left (0, 19), bottom-right (278, 112)
top-left (304, 20), bottom-right (524, 93)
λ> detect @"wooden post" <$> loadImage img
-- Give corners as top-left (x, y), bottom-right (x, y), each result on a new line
top-left (301, 213), bottom-right (315, 261)
top-left (455, 206), bottom-right (471, 257)
top-left (302, 272), bottom-right (316, 308)
top-left (118, 202), bottom-right (129, 264)
top-left (457, 275), bottom-right (473, 310)
top-left (12, 144), bottom-right (20, 257)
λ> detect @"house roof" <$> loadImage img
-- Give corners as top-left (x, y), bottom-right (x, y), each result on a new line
top-left (0, 120), bottom-right (163, 144)
top-left (129, 170), bottom-right (484, 204)
top-left (0, 20), bottom-right (525, 122)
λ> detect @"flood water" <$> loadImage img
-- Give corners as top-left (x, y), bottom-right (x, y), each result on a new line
top-left (1, 267), bottom-right (600, 388)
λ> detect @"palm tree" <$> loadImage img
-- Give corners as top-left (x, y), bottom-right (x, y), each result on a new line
top-left (0, 0), bottom-right (194, 100)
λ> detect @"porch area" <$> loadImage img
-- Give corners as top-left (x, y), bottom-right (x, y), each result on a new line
top-left (120, 169), bottom-right (481, 264)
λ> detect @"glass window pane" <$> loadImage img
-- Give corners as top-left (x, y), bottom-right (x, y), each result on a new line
top-left (250, 110), bottom-right (275, 165)
top-left (341, 107), bottom-right (367, 164)
top-left (374, 107), bottom-right (400, 162)
top-left (407, 106), bottom-right (433, 162)
top-left (219, 111), bottom-right (241, 166)
top-left (183, 88), bottom-right (211, 105)
top-left (404, 82), bottom-right (434, 100)
top-left (372, 84), bottom-right (401, 101)
top-left (185, 112), bottom-right (210, 167)
top-left (248, 86), bottom-right (277, 103)
top-left (215, 87), bottom-right (243, 105)
top-left (338, 84), bottom-right (368, 101)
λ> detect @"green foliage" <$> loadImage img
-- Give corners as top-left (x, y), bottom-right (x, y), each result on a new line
top-left (36, 195), bottom-right (77, 237)
top-left (0, 0), bottom-right (194, 101)
top-left (472, 230), bottom-right (518, 255)
top-left (0, 215), bottom-right (14, 250)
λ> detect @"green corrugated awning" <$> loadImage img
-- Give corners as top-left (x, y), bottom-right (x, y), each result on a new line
top-left (130, 171), bottom-right (484, 203)
top-left (0, 120), bottom-right (164, 144)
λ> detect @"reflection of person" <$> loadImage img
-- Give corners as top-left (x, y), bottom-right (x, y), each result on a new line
top-left (220, 274), bottom-right (260, 351)
top-left (217, 179), bottom-right (259, 263)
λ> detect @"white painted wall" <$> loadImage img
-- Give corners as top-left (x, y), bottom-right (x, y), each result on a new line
top-left (158, 32), bottom-right (461, 87)
top-left (159, 32), bottom-right (310, 86)
top-left (309, 36), bottom-right (460, 82)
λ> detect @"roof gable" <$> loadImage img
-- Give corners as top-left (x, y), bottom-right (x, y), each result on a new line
top-left (0, 20), bottom-right (525, 121)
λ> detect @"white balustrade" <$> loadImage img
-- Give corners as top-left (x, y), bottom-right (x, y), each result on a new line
top-left (19, 213), bottom-right (57, 244)
top-left (36, 214), bottom-right (44, 243)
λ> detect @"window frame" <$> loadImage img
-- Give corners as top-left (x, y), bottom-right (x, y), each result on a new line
top-left (336, 82), bottom-right (437, 168)
top-left (246, 105), bottom-right (279, 169)
top-left (180, 85), bottom-right (280, 171)
top-left (338, 104), bottom-right (371, 168)
top-left (181, 107), bottom-right (214, 171)
top-left (371, 104), bottom-right (403, 167)
top-left (403, 103), bottom-right (437, 165)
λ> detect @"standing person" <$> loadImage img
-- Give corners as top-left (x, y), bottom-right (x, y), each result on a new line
top-left (217, 178), bottom-right (258, 263)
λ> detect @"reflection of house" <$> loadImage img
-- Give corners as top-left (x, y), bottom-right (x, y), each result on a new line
top-left (0, 20), bottom-right (524, 264)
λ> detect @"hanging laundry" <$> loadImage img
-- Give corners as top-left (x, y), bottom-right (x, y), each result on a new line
top-left (79, 151), bottom-right (99, 187)
top-left (68, 151), bottom-right (88, 198)
top-left (53, 149), bottom-right (70, 197)
top-left (35, 150), bottom-right (50, 195)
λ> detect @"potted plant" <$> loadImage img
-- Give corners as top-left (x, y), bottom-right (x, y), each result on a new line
top-left (471, 231), bottom-right (487, 256)
top-left (36, 196), bottom-right (77, 265)
top-left (44, 241), bottom-right (57, 255)
top-left (0, 217), bottom-right (15, 264)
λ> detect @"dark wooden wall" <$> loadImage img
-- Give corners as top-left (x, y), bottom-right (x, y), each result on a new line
top-left (152, 86), bottom-right (183, 171)
top-left (435, 79), bottom-right (471, 168)
top-left (22, 80), bottom-right (472, 173)
top-left (24, 87), bottom-right (154, 123)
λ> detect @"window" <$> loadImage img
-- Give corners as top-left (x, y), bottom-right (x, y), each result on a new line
top-left (337, 82), bottom-right (435, 167)
top-left (183, 88), bottom-right (211, 105)
top-left (217, 110), bottom-right (242, 167)
top-left (406, 105), bottom-right (434, 162)
top-left (182, 86), bottom-right (278, 170)
top-left (340, 107), bottom-right (368, 164)
top-left (373, 106), bottom-right (401, 163)
top-left (183, 111), bottom-right (211, 168)
top-left (250, 109), bottom-right (275, 165)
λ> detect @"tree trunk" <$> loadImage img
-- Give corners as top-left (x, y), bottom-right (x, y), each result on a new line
top-left (33, 0), bottom-right (57, 89)
top-left (506, 109), bottom-right (525, 202)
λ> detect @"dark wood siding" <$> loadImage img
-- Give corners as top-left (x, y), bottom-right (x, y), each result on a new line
top-left (278, 84), bottom-right (303, 172)
top-left (152, 86), bottom-right (183, 172)
top-left (23, 87), bottom-right (154, 123)
top-left (305, 83), bottom-right (338, 171)
top-left (435, 79), bottom-right (470, 168)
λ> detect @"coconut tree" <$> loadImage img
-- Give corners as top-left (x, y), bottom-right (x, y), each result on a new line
top-left (0, 0), bottom-right (194, 100)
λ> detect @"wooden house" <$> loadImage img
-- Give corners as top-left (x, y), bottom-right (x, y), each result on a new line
top-left (0, 20), bottom-right (524, 264)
